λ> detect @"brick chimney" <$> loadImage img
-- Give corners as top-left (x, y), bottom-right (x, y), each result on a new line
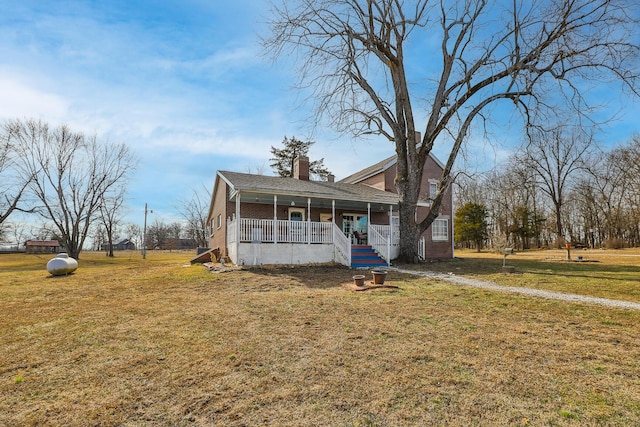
top-left (293, 155), bottom-right (310, 181)
top-left (326, 173), bottom-right (335, 183)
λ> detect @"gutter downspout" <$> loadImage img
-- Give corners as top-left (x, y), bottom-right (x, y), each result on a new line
top-left (451, 187), bottom-right (455, 258)
top-left (307, 197), bottom-right (311, 245)
top-left (388, 205), bottom-right (392, 266)
top-left (235, 193), bottom-right (240, 264)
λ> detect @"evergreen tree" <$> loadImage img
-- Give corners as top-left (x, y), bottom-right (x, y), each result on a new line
top-left (269, 136), bottom-right (331, 180)
top-left (454, 203), bottom-right (488, 252)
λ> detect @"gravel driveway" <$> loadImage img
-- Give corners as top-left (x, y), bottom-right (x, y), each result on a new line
top-left (393, 268), bottom-right (640, 311)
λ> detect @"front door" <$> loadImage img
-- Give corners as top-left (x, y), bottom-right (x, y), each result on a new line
top-left (288, 208), bottom-right (305, 242)
top-left (342, 214), bottom-right (367, 243)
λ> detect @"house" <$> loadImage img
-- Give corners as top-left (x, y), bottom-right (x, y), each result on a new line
top-left (25, 240), bottom-right (62, 254)
top-left (100, 239), bottom-right (136, 251)
top-left (206, 152), bottom-right (453, 267)
top-left (161, 238), bottom-right (198, 251)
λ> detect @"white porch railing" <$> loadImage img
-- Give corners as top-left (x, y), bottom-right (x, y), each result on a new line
top-left (368, 225), bottom-right (390, 263)
top-left (418, 236), bottom-right (426, 260)
top-left (239, 218), bottom-right (333, 244)
top-left (370, 224), bottom-right (400, 244)
top-left (333, 223), bottom-right (351, 265)
top-left (226, 217), bottom-right (422, 266)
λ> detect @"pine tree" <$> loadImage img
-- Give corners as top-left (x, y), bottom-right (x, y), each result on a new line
top-left (269, 136), bottom-right (331, 180)
top-left (454, 203), bottom-right (488, 252)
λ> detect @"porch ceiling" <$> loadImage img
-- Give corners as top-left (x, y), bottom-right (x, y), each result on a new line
top-left (239, 192), bottom-right (395, 212)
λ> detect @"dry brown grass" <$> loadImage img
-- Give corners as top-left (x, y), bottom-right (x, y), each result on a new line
top-left (419, 248), bottom-right (640, 303)
top-left (1, 250), bottom-right (639, 426)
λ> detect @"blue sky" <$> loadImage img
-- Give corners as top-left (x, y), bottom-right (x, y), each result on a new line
top-left (1, 0), bottom-right (637, 227)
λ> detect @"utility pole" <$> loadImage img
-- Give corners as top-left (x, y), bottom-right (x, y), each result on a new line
top-left (143, 203), bottom-right (152, 259)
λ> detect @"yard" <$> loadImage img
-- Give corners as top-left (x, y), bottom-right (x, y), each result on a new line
top-left (1, 249), bottom-right (639, 426)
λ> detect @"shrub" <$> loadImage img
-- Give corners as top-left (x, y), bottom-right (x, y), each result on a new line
top-left (604, 238), bottom-right (626, 249)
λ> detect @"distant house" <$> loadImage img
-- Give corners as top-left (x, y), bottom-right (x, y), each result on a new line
top-left (25, 240), bottom-right (61, 254)
top-left (161, 238), bottom-right (198, 251)
top-left (100, 239), bottom-right (136, 251)
top-left (205, 145), bottom-right (453, 267)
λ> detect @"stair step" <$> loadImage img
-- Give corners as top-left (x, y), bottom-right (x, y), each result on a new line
top-left (352, 247), bottom-right (376, 252)
top-left (351, 244), bottom-right (387, 268)
top-left (352, 260), bottom-right (388, 266)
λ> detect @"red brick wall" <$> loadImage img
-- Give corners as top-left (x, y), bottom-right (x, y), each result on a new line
top-left (363, 156), bottom-right (453, 259)
top-left (209, 179), bottom-right (230, 256)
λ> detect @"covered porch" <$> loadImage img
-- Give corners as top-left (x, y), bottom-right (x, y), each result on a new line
top-left (225, 191), bottom-right (400, 267)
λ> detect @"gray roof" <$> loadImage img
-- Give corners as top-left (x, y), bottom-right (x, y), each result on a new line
top-left (339, 152), bottom-right (445, 184)
top-left (338, 154), bottom-right (396, 184)
top-left (218, 170), bottom-right (399, 205)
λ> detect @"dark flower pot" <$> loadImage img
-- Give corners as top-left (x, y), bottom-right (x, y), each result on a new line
top-left (353, 275), bottom-right (365, 287)
top-left (372, 270), bottom-right (387, 285)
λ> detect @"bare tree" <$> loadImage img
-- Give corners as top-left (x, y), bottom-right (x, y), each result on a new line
top-left (265, 0), bottom-right (639, 262)
top-left (579, 135), bottom-right (640, 246)
top-left (99, 184), bottom-right (127, 257)
top-left (146, 219), bottom-right (170, 250)
top-left (7, 118), bottom-right (137, 259)
top-left (0, 130), bottom-right (35, 226)
top-left (523, 125), bottom-right (593, 241)
top-left (124, 223), bottom-right (142, 249)
top-left (176, 186), bottom-right (211, 248)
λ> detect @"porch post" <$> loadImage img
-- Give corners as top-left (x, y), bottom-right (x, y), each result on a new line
top-left (273, 195), bottom-right (278, 244)
top-left (236, 193), bottom-right (241, 262)
top-left (388, 205), bottom-right (392, 266)
top-left (332, 200), bottom-right (335, 226)
top-left (367, 203), bottom-right (371, 238)
top-left (332, 200), bottom-right (336, 244)
top-left (307, 197), bottom-right (311, 244)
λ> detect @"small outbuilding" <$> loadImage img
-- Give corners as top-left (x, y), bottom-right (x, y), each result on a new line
top-left (25, 240), bottom-right (62, 254)
top-left (100, 239), bottom-right (136, 251)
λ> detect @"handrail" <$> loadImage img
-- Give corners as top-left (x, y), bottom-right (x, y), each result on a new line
top-left (333, 222), bottom-right (351, 266)
top-left (368, 225), bottom-right (389, 263)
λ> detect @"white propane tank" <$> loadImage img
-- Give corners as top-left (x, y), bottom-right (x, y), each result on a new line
top-left (46, 253), bottom-right (78, 276)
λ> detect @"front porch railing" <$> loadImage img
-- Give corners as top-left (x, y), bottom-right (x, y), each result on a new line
top-left (368, 225), bottom-right (390, 263)
top-left (370, 224), bottom-right (399, 245)
top-left (227, 218), bottom-right (413, 266)
top-left (239, 218), bottom-right (332, 244)
top-left (333, 223), bottom-right (351, 265)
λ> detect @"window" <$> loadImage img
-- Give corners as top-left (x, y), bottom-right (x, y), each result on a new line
top-left (320, 213), bottom-right (333, 223)
top-left (216, 214), bottom-right (222, 229)
top-left (432, 218), bottom-right (448, 241)
top-left (429, 182), bottom-right (438, 200)
top-left (288, 208), bottom-right (305, 221)
top-left (342, 214), bottom-right (367, 234)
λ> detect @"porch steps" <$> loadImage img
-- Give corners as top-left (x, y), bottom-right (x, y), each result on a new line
top-left (351, 245), bottom-right (388, 268)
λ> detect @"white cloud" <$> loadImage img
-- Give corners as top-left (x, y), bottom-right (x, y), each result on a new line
top-left (0, 72), bottom-right (69, 120)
